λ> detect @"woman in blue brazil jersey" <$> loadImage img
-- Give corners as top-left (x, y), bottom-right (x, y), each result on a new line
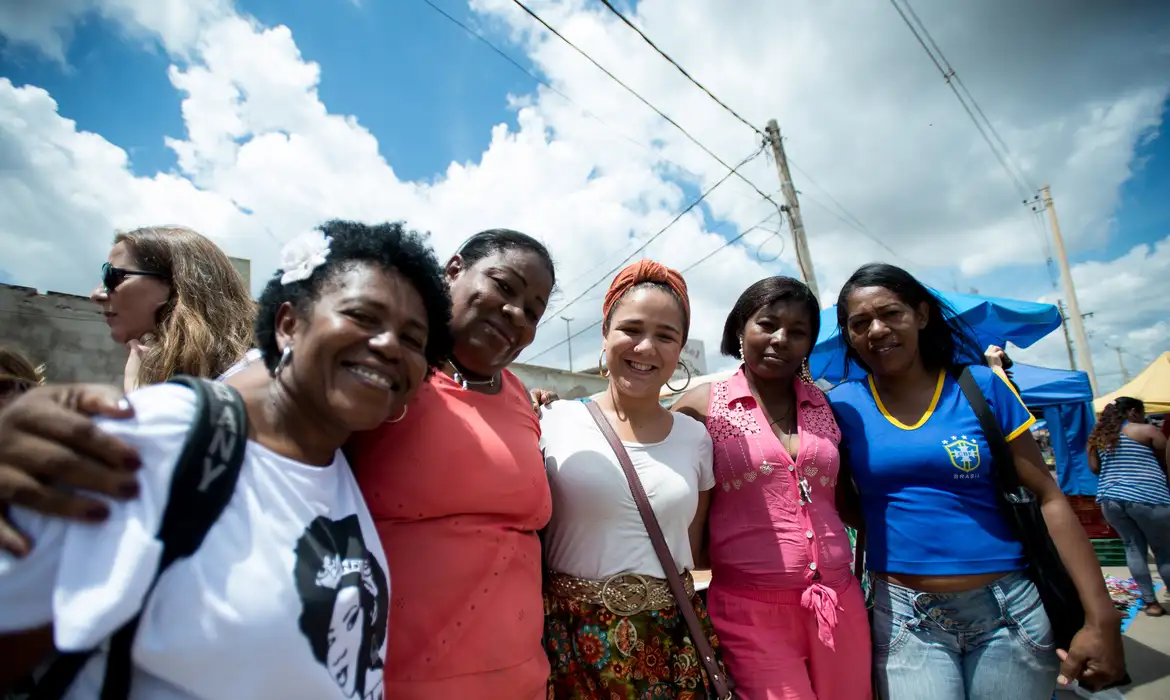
top-left (829, 263), bottom-right (1123, 700)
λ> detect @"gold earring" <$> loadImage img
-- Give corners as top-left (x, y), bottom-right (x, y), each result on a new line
top-left (800, 358), bottom-right (814, 383)
top-left (739, 336), bottom-right (745, 360)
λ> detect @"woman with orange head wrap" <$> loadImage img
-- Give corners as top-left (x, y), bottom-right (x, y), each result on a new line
top-left (539, 260), bottom-right (730, 697)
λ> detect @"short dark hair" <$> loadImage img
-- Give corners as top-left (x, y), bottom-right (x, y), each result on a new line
top-left (836, 263), bottom-right (982, 374)
top-left (255, 220), bottom-right (454, 373)
top-left (720, 277), bottom-right (820, 359)
top-left (455, 228), bottom-right (556, 288)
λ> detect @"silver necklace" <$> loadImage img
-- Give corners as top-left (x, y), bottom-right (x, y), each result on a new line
top-left (448, 361), bottom-right (498, 390)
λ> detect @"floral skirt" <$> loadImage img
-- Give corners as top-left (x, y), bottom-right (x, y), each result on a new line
top-left (543, 589), bottom-right (730, 699)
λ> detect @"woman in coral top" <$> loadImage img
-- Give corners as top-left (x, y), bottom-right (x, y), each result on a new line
top-left (0, 228), bottom-right (557, 700)
top-left (347, 229), bottom-right (556, 700)
top-left (673, 276), bottom-right (872, 700)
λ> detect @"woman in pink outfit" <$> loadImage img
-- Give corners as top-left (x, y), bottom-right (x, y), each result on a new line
top-left (674, 276), bottom-right (872, 700)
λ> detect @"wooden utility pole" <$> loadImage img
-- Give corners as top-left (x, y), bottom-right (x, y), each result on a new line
top-left (765, 119), bottom-right (819, 301)
top-left (1056, 300), bottom-right (1076, 371)
top-left (1042, 184), bottom-right (1098, 396)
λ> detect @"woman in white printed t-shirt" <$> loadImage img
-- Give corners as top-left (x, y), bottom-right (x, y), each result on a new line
top-left (540, 260), bottom-right (730, 698)
top-left (0, 220), bottom-right (454, 700)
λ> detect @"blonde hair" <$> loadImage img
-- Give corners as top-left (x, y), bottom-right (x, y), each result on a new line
top-left (115, 226), bottom-right (255, 385)
top-left (0, 346), bottom-right (45, 385)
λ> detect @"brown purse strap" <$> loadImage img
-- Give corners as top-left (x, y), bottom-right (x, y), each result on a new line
top-left (585, 401), bottom-right (732, 699)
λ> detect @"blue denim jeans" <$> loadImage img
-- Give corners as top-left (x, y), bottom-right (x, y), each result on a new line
top-left (871, 572), bottom-right (1060, 700)
top-left (1100, 499), bottom-right (1170, 604)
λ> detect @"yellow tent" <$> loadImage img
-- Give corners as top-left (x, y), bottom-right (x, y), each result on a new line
top-left (1094, 351), bottom-right (1170, 414)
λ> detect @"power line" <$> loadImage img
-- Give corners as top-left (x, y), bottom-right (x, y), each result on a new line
top-left (538, 144), bottom-right (767, 327)
top-left (594, 0), bottom-right (764, 138)
top-left (887, 0), bottom-right (1035, 201)
top-left (416, 0), bottom-right (660, 157)
top-left (525, 211), bottom-right (782, 363)
top-left (507, 0), bottom-right (781, 209)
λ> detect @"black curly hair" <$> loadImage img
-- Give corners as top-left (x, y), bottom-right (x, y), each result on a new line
top-left (255, 220), bottom-right (454, 374)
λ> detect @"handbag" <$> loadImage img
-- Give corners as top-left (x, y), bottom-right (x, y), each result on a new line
top-left (584, 401), bottom-right (735, 700)
top-left (953, 367), bottom-right (1085, 650)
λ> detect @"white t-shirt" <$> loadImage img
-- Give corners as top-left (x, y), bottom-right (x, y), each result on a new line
top-left (539, 400), bottom-right (715, 580)
top-left (0, 384), bottom-right (389, 700)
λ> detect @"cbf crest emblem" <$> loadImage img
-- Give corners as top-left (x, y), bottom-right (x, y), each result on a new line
top-left (942, 435), bottom-right (980, 472)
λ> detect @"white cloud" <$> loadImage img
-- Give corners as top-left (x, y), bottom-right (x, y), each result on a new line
top-left (0, 0), bottom-right (1167, 383)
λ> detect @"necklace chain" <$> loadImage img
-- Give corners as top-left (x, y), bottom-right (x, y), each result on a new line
top-left (448, 361), bottom-right (497, 390)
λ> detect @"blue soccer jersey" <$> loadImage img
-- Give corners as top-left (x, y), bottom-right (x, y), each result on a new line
top-left (830, 365), bottom-right (1036, 576)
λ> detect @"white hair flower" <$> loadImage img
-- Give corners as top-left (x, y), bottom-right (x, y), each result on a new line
top-left (279, 230), bottom-right (333, 285)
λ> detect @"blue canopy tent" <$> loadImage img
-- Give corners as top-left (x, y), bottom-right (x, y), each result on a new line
top-left (1009, 363), bottom-right (1098, 496)
top-left (809, 290), bottom-right (1063, 382)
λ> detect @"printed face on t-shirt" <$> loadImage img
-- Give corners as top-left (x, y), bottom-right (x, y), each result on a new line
top-left (329, 585), bottom-right (363, 695)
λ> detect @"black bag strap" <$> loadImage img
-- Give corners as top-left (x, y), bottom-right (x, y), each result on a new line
top-left (954, 368), bottom-right (1013, 481)
top-left (584, 401), bottom-right (733, 699)
top-left (32, 376), bottom-right (248, 700)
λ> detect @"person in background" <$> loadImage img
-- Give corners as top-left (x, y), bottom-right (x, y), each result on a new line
top-left (0, 220), bottom-right (454, 699)
top-left (0, 348), bottom-right (45, 412)
top-left (672, 276), bottom-right (872, 700)
top-left (92, 226), bottom-right (255, 392)
top-left (541, 260), bottom-right (728, 698)
top-left (1087, 397), bottom-right (1170, 617)
top-left (830, 263), bottom-right (1123, 699)
top-left (0, 228), bottom-right (559, 700)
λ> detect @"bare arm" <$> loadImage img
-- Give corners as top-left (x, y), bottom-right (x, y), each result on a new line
top-left (689, 489), bottom-right (712, 570)
top-left (835, 453), bottom-right (864, 531)
top-left (1087, 446), bottom-right (1100, 475)
top-left (671, 383), bottom-right (711, 425)
top-left (1011, 431), bottom-right (1124, 687)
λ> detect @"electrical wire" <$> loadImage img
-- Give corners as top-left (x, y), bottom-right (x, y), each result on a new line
top-left (888, 0), bottom-right (1035, 201)
top-left (524, 211), bottom-right (783, 363)
top-left (537, 143), bottom-right (767, 327)
top-left (416, 0), bottom-right (663, 158)
top-left (594, 0), bottom-right (764, 138)
top-left (507, 0), bottom-right (783, 210)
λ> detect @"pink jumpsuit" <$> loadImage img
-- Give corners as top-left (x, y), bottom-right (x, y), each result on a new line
top-left (705, 368), bottom-right (872, 700)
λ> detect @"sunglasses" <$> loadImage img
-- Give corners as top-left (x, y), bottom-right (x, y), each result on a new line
top-left (102, 262), bottom-right (167, 292)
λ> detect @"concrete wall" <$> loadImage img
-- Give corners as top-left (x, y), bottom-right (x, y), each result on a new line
top-left (0, 283), bottom-right (124, 384)
top-left (510, 362), bottom-right (608, 399)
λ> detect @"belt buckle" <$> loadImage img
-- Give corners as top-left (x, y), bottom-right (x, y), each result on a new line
top-left (600, 573), bottom-right (650, 616)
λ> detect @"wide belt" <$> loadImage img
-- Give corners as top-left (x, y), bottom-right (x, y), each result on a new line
top-left (546, 570), bottom-right (694, 616)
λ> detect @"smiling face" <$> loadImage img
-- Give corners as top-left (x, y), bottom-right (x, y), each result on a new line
top-left (844, 285), bottom-right (930, 378)
top-left (276, 263), bottom-right (430, 432)
top-left (603, 284), bottom-right (686, 401)
top-left (741, 300), bottom-right (815, 382)
top-left (446, 248), bottom-right (553, 375)
top-left (90, 241), bottom-right (172, 344)
top-left (327, 584), bottom-right (362, 696)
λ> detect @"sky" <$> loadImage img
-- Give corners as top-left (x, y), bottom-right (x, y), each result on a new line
top-left (1, 0), bottom-right (1167, 395)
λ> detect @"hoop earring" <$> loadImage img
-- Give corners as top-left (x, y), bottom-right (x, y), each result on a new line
top-left (598, 349), bottom-right (609, 377)
top-left (666, 362), bottom-right (692, 393)
top-left (799, 357), bottom-right (814, 384)
top-left (274, 345), bottom-right (293, 375)
top-left (385, 405), bottom-right (408, 424)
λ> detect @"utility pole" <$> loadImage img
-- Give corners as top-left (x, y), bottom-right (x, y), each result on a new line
top-left (561, 316), bottom-right (573, 372)
top-left (1114, 346), bottom-right (1130, 384)
top-left (1056, 300), bottom-right (1076, 371)
top-left (765, 119), bottom-right (819, 301)
top-left (1042, 184), bottom-right (1098, 396)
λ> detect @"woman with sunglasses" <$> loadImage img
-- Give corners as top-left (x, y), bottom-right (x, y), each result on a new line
top-left (0, 348), bottom-right (45, 411)
top-left (92, 226), bottom-right (255, 392)
top-left (0, 229), bottom-right (559, 700)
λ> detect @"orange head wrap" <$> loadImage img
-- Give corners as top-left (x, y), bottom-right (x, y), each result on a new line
top-left (601, 259), bottom-right (691, 340)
